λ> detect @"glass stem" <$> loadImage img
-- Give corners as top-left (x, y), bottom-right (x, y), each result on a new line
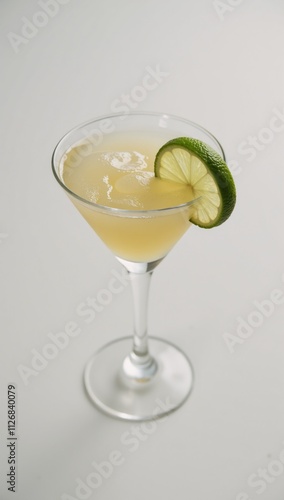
top-left (122, 270), bottom-right (158, 381)
top-left (131, 270), bottom-right (152, 358)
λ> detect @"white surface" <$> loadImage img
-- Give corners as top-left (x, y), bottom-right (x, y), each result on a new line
top-left (1, 1), bottom-right (284, 499)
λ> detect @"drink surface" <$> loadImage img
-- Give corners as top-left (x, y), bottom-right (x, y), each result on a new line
top-left (62, 131), bottom-right (194, 210)
top-left (60, 131), bottom-right (195, 262)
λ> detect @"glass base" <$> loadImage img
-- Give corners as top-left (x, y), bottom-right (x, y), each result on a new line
top-left (84, 336), bottom-right (194, 421)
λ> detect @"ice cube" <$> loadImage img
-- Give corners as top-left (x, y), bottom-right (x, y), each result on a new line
top-left (101, 151), bottom-right (147, 171)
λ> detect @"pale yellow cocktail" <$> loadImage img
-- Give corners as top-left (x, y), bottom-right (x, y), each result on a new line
top-left (61, 131), bottom-right (195, 263)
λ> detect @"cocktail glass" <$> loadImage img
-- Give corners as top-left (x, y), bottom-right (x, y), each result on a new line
top-left (52, 112), bottom-right (225, 421)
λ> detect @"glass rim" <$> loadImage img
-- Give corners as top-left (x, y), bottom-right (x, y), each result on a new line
top-left (51, 111), bottom-right (225, 216)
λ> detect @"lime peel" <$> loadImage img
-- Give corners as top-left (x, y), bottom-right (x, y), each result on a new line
top-left (154, 137), bottom-right (236, 228)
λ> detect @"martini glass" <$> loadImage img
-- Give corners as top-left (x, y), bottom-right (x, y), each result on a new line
top-left (52, 112), bottom-right (225, 421)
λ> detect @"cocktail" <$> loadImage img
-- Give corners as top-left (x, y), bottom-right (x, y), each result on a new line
top-left (52, 112), bottom-right (236, 420)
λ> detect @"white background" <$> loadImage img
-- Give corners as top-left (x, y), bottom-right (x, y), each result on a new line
top-left (1, 1), bottom-right (284, 499)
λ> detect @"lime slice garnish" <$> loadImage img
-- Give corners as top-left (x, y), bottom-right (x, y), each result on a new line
top-left (154, 137), bottom-right (236, 228)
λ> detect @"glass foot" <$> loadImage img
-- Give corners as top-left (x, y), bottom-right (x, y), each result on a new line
top-left (84, 336), bottom-right (194, 421)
